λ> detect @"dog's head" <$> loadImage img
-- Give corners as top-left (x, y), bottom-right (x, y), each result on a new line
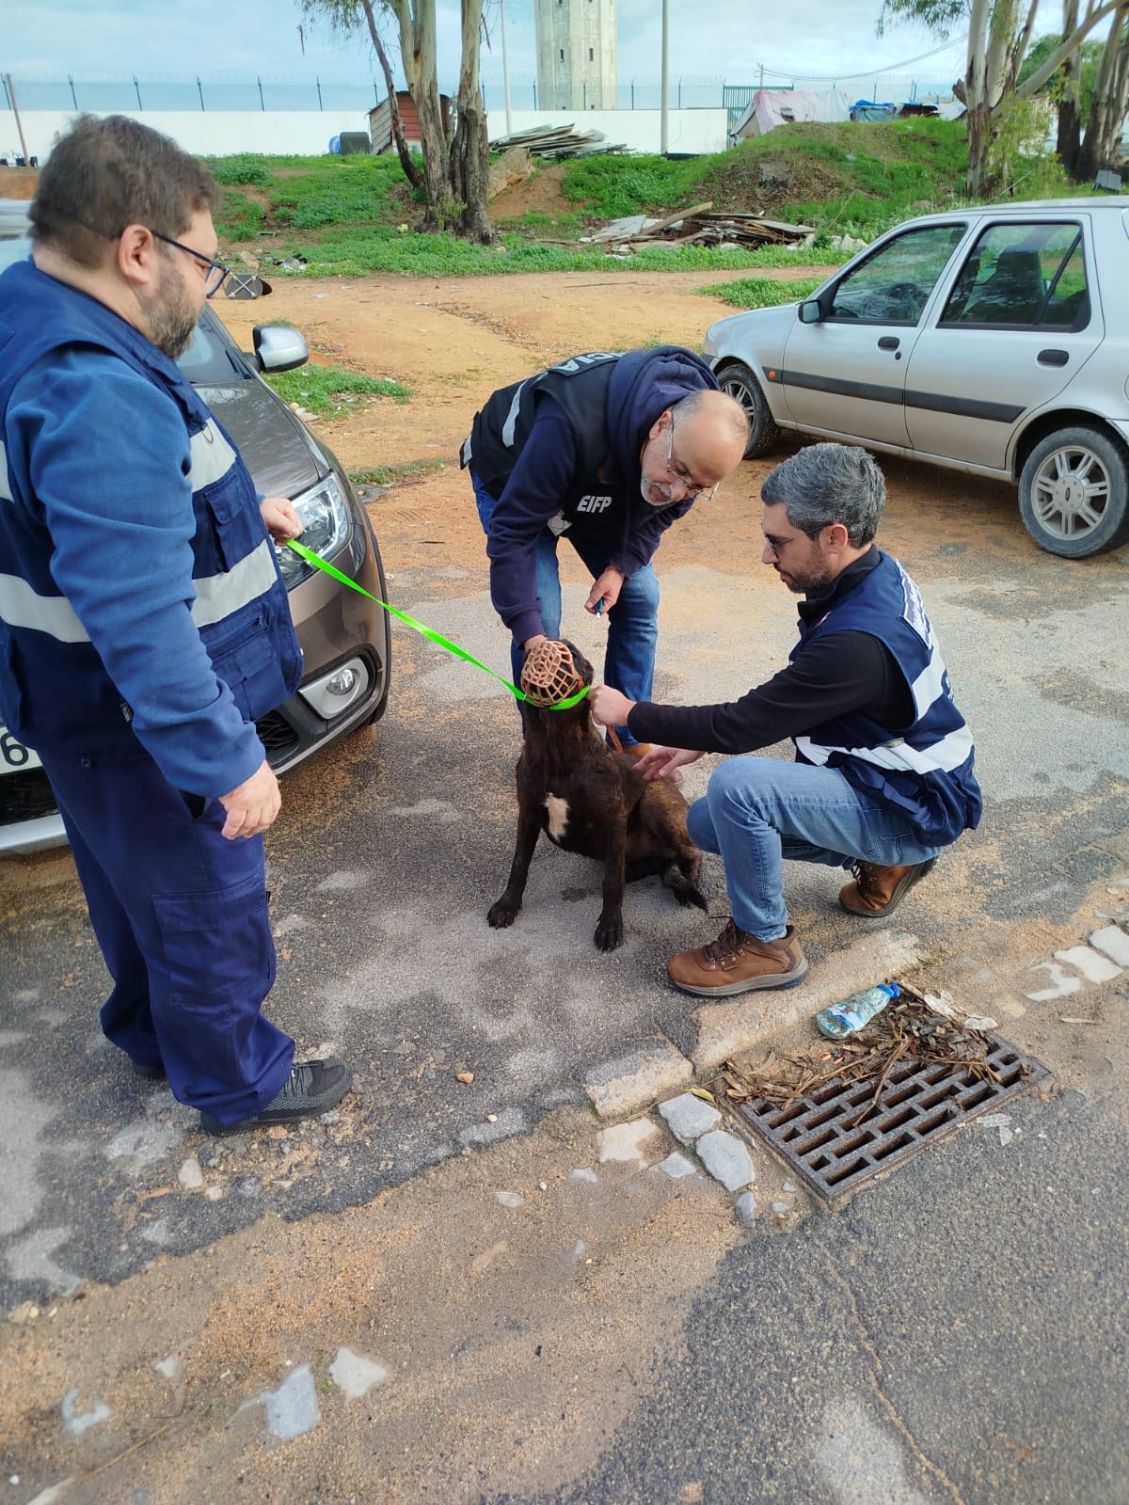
top-left (519, 638), bottom-right (593, 709)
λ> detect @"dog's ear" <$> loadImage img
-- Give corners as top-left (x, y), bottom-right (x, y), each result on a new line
top-left (560, 638), bottom-right (594, 689)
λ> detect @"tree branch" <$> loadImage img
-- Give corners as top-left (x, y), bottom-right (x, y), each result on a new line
top-left (1019, 0), bottom-right (1123, 93)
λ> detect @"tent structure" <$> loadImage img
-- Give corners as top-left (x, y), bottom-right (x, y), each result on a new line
top-left (732, 89), bottom-right (852, 141)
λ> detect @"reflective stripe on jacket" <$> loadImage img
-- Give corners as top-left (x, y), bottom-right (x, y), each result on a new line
top-left (0, 260), bottom-right (302, 794)
top-left (792, 551), bottom-right (982, 846)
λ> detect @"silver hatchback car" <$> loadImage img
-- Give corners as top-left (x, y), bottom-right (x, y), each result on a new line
top-left (705, 198), bottom-right (1129, 559)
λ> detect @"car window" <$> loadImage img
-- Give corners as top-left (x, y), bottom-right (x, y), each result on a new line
top-left (940, 222), bottom-right (1090, 330)
top-left (176, 316), bottom-right (248, 383)
top-left (826, 224), bottom-right (967, 326)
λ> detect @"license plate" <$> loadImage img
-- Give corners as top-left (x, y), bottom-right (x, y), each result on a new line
top-left (0, 728), bottom-right (42, 775)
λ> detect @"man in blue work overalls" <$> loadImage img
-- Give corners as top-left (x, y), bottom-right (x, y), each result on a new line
top-left (0, 116), bottom-right (352, 1133)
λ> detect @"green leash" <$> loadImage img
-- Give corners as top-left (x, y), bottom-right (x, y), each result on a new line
top-left (286, 538), bottom-right (590, 711)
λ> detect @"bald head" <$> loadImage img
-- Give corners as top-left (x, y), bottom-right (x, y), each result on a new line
top-left (670, 388), bottom-right (748, 483)
top-left (639, 386), bottom-right (749, 507)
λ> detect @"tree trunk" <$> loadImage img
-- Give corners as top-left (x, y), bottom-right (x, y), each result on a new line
top-left (1078, 4), bottom-right (1129, 179)
top-left (390, 0), bottom-right (450, 229)
top-left (363, 0), bottom-right (422, 190)
top-left (449, 0), bottom-right (494, 243)
top-left (1055, 0), bottom-right (1083, 171)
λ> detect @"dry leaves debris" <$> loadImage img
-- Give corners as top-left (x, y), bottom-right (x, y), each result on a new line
top-left (716, 983), bottom-right (1009, 1123)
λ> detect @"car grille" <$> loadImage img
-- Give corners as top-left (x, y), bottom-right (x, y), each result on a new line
top-left (256, 710), bottom-right (301, 766)
top-left (0, 768), bottom-right (59, 827)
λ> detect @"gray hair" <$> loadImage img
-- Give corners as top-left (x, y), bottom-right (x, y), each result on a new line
top-left (761, 443), bottom-right (886, 547)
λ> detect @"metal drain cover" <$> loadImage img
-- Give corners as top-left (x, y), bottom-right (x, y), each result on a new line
top-left (733, 1036), bottom-right (1051, 1204)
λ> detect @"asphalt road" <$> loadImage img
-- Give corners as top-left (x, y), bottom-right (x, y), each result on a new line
top-left (503, 1083), bottom-right (1129, 1505)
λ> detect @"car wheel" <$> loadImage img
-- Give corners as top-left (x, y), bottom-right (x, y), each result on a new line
top-left (1018, 426), bottom-right (1129, 559)
top-left (717, 362), bottom-right (780, 459)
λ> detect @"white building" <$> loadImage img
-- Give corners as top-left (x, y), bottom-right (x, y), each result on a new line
top-left (534, 0), bottom-right (617, 111)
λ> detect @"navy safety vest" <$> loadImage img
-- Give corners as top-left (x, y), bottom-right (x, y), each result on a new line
top-left (0, 262), bottom-right (302, 758)
top-left (461, 352), bottom-right (632, 537)
top-left (792, 551), bottom-right (982, 847)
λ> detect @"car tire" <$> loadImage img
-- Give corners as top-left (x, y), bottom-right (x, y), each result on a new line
top-left (716, 362), bottom-right (780, 459)
top-left (1018, 425), bottom-right (1129, 559)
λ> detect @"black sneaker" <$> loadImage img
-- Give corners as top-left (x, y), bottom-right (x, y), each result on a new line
top-left (199, 1058), bottom-right (353, 1136)
top-left (130, 1058), bottom-right (166, 1081)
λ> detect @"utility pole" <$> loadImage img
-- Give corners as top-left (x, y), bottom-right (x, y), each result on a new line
top-left (4, 74), bottom-right (30, 166)
top-left (500, 0), bottom-right (513, 136)
top-left (660, 0), bottom-right (669, 154)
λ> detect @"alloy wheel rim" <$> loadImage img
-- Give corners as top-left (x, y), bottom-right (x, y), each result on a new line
top-left (1032, 445), bottom-right (1111, 542)
top-left (721, 375), bottom-right (758, 422)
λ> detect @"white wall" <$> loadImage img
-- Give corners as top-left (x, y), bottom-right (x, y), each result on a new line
top-left (10, 104), bottom-right (730, 164)
top-left (9, 110), bottom-right (374, 162)
top-left (488, 108), bottom-right (729, 156)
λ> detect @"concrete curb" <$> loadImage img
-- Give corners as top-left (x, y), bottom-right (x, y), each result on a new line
top-left (582, 1039), bottom-right (694, 1120)
top-left (690, 929), bottom-right (924, 1074)
top-left (581, 931), bottom-right (924, 1120)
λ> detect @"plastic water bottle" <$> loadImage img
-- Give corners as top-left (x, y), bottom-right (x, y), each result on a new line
top-left (815, 982), bottom-right (900, 1040)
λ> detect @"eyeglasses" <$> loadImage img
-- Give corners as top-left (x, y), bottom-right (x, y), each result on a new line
top-left (151, 231), bottom-right (230, 298)
top-left (665, 418), bottom-right (719, 502)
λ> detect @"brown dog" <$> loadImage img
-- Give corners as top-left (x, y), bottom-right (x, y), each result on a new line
top-left (487, 639), bottom-right (706, 951)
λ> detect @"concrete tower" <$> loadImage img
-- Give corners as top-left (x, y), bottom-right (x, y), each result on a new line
top-left (534, 0), bottom-right (618, 111)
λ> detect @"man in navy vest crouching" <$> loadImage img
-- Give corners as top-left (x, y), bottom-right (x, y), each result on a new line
top-left (0, 116), bottom-right (352, 1130)
top-left (461, 349), bottom-right (748, 743)
top-left (590, 443), bottom-right (982, 996)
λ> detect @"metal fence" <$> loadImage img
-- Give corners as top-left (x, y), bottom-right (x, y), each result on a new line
top-left (3, 70), bottom-right (955, 118)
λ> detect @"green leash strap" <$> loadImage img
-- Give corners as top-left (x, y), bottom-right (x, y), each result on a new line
top-left (286, 538), bottom-right (590, 711)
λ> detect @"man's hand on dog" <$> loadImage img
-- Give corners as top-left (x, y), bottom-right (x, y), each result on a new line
top-left (590, 684), bottom-right (636, 730)
top-left (634, 746), bottom-right (705, 781)
top-left (584, 565), bottom-right (625, 617)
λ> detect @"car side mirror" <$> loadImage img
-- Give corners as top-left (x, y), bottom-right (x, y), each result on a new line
top-left (798, 299), bottom-right (823, 325)
top-left (253, 325), bottom-right (309, 373)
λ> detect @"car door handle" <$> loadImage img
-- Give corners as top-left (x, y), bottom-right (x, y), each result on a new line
top-left (877, 336), bottom-right (900, 351)
top-left (1038, 349), bottom-right (1069, 367)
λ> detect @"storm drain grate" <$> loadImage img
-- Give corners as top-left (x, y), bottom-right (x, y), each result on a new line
top-left (733, 1036), bottom-right (1051, 1204)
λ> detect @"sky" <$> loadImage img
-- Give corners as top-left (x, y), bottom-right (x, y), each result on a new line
top-left (2, 0), bottom-right (1080, 94)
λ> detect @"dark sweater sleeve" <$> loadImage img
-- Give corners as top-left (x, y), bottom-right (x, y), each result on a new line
top-left (628, 631), bottom-right (907, 753)
top-left (484, 400), bottom-right (578, 644)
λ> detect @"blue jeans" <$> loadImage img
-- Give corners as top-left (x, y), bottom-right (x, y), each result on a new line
top-left (688, 756), bottom-right (940, 940)
top-left (472, 472), bottom-right (659, 744)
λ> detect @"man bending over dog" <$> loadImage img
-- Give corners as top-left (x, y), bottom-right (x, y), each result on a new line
top-left (461, 348), bottom-right (748, 745)
top-left (590, 442), bottom-right (982, 997)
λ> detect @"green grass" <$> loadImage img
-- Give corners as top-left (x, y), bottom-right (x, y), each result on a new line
top-left (264, 230), bottom-right (843, 279)
top-left (702, 275), bottom-right (827, 310)
top-left (349, 458), bottom-right (448, 487)
top-left (264, 364), bottom-right (411, 417)
top-left (206, 120), bottom-right (1091, 281)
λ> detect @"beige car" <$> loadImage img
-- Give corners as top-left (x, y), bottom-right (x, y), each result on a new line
top-left (705, 198), bottom-right (1129, 559)
top-left (0, 204), bottom-right (392, 853)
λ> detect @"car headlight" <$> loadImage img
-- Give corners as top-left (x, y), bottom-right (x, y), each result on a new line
top-left (275, 473), bottom-right (352, 588)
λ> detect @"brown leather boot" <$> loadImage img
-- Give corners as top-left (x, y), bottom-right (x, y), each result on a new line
top-left (839, 858), bottom-right (936, 918)
top-left (668, 919), bottom-right (808, 998)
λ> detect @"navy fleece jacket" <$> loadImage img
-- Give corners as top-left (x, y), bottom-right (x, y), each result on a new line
top-left (483, 347), bottom-right (716, 645)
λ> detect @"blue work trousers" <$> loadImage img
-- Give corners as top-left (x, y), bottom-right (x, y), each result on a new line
top-left (472, 472), bottom-right (659, 744)
top-left (39, 745), bottom-right (294, 1125)
top-left (688, 756), bottom-right (940, 940)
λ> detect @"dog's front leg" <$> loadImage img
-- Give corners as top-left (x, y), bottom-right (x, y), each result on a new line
top-left (487, 802), bottom-right (541, 929)
top-left (594, 825), bottom-right (627, 952)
